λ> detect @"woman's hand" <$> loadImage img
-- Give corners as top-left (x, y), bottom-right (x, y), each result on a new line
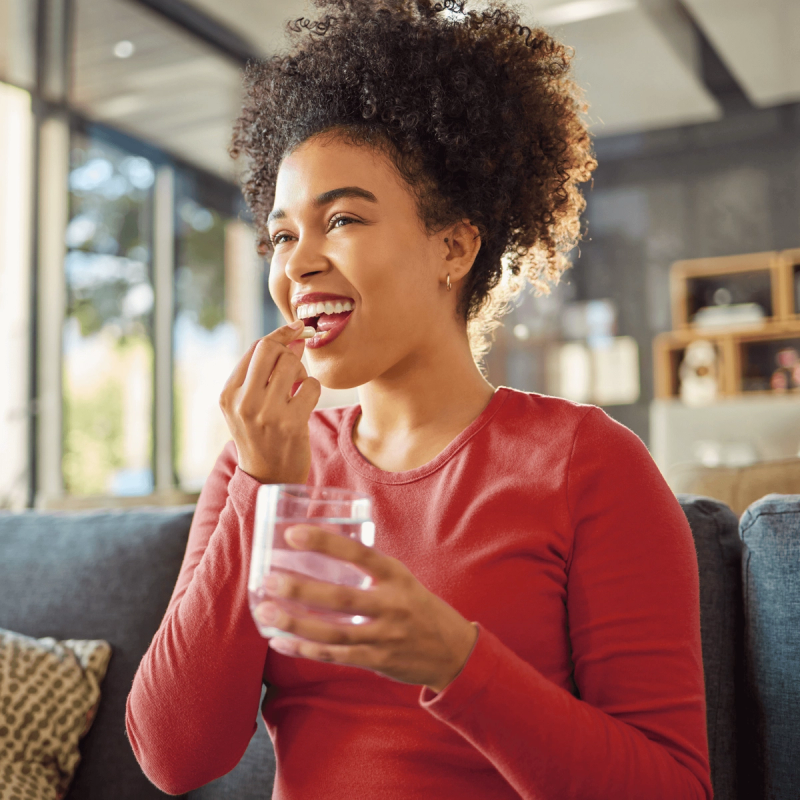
top-left (219, 321), bottom-right (321, 485)
top-left (253, 525), bottom-right (480, 694)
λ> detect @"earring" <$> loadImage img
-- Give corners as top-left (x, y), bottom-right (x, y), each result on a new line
top-left (446, 274), bottom-right (452, 292)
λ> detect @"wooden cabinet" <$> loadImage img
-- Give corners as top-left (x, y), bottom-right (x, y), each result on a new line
top-left (654, 248), bottom-right (800, 399)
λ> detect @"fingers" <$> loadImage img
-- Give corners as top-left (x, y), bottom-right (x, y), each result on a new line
top-left (263, 350), bottom-right (309, 404)
top-left (265, 320), bottom-right (307, 346)
top-left (263, 606), bottom-right (385, 648)
top-left (286, 338), bottom-right (305, 359)
top-left (265, 572), bottom-right (382, 620)
top-left (223, 321), bottom-right (305, 397)
top-left (287, 525), bottom-right (395, 582)
top-left (240, 324), bottom-right (307, 400)
top-left (289, 376), bottom-right (322, 417)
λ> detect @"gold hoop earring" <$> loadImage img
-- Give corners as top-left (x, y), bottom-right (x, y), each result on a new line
top-left (446, 274), bottom-right (452, 292)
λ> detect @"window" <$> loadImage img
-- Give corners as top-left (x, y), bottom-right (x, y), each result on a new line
top-left (10, 0), bottom-right (354, 508)
top-left (63, 131), bottom-right (156, 496)
top-left (173, 171), bottom-right (261, 491)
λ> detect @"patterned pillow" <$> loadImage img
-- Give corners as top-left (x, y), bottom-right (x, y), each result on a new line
top-left (0, 629), bottom-right (111, 800)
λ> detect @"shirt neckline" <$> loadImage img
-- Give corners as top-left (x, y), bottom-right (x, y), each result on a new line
top-left (337, 386), bottom-right (510, 485)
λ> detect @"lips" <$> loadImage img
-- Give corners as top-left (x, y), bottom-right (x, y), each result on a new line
top-left (305, 309), bottom-right (353, 350)
top-left (290, 290), bottom-right (356, 350)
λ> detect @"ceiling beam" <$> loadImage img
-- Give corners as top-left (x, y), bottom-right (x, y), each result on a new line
top-left (677, 0), bottom-right (753, 113)
top-left (128, 0), bottom-right (260, 65)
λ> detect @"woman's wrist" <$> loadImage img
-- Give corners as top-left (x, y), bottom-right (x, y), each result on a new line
top-left (427, 621), bottom-right (479, 694)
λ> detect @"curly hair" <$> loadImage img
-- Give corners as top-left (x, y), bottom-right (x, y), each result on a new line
top-left (230, 0), bottom-right (596, 367)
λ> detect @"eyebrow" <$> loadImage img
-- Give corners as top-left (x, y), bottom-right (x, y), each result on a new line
top-left (267, 186), bottom-right (378, 225)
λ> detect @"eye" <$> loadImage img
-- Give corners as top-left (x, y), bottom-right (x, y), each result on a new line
top-left (269, 214), bottom-right (359, 247)
top-left (329, 214), bottom-right (358, 230)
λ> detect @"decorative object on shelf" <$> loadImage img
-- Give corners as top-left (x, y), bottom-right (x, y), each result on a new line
top-left (692, 302), bottom-right (766, 329)
top-left (653, 248), bottom-right (800, 399)
top-left (670, 253), bottom-right (778, 330)
top-left (679, 339), bottom-right (719, 406)
top-left (770, 347), bottom-right (800, 391)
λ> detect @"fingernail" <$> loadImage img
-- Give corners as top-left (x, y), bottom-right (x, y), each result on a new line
top-left (288, 319), bottom-right (304, 330)
top-left (258, 603), bottom-right (279, 623)
top-left (286, 526), bottom-right (309, 546)
top-left (270, 637), bottom-right (294, 653)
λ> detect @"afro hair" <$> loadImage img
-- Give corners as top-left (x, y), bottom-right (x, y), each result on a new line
top-left (230, 0), bottom-right (597, 366)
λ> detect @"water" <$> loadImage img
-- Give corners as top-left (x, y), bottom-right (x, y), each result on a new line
top-left (249, 517), bottom-right (375, 639)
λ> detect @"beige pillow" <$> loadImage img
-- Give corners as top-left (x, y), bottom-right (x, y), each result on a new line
top-left (0, 629), bottom-right (111, 800)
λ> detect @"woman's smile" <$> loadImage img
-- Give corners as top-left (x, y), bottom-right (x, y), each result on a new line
top-left (292, 292), bottom-right (357, 350)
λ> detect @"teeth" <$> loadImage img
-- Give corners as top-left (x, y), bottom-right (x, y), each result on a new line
top-left (296, 300), bottom-right (353, 319)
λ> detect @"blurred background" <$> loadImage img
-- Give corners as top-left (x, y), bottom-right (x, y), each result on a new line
top-left (1, 0), bottom-right (799, 511)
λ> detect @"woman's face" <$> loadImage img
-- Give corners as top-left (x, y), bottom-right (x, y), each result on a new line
top-left (267, 133), bottom-right (464, 390)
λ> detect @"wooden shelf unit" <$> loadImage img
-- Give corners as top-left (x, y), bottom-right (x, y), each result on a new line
top-left (654, 248), bottom-right (800, 399)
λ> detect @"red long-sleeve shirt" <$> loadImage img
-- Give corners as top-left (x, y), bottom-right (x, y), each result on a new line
top-left (126, 387), bottom-right (713, 799)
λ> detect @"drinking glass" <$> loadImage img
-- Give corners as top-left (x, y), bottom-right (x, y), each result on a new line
top-left (249, 484), bottom-right (375, 639)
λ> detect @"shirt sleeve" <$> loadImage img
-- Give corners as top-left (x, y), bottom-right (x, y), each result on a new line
top-left (126, 440), bottom-right (270, 795)
top-left (418, 406), bottom-right (713, 800)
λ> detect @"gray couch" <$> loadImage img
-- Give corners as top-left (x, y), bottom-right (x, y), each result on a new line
top-left (0, 493), bottom-right (798, 800)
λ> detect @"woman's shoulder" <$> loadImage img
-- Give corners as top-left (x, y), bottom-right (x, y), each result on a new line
top-left (493, 388), bottom-right (649, 464)
top-left (499, 387), bottom-right (636, 433)
top-left (494, 386), bottom-right (599, 432)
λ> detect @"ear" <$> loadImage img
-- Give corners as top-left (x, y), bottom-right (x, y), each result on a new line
top-left (442, 219), bottom-right (481, 282)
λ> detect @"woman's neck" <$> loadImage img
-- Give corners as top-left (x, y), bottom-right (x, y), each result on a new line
top-left (352, 328), bottom-right (496, 471)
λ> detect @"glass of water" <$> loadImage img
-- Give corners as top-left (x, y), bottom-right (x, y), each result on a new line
top-left (249, 484), bottom-right (376, 639)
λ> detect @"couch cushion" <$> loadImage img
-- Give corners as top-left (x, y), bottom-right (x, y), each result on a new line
top-left (0, 507), bottom-right (194, 800)
top-left (739, 493), bottom-right (800, 800)
top-left (677, 494), bottom-right (742, 800)
top-left (0, 629), bottom-right (111, 799)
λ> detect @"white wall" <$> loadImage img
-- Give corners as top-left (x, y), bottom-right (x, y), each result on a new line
top-left (0, 81), bottom-right (33, 509)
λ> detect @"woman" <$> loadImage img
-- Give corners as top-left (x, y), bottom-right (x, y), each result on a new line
top-left (126, 1), bottom-right (712, 798)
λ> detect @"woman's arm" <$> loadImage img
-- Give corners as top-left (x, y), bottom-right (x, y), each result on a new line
top-left (126, 440), bottom-right (269, 795)
top-left (419, 406), bottom-right (713, 800)
top-left (126, 322), bottom-right (319, 794)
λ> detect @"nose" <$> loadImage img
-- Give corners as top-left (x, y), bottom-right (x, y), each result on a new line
top-left (283, 233), bottom-right (331, 286)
